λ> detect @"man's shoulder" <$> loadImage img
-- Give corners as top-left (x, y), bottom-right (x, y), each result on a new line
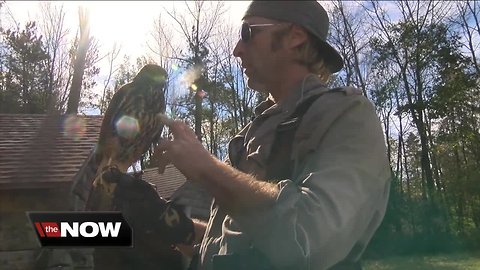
top-left (306, 85), bottom-right (369, 112)
top-left (292, 86), bottom-right (381, 160)
top-left (298, 85), bottom-right (377, 135)
top-left (328, 86), bottom-right (364, 96)
top-left (308, 84), bottom-right (364, 98)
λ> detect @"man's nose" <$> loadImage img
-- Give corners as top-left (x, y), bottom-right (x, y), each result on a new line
top-left (233, 40), bottom-right (244, 58)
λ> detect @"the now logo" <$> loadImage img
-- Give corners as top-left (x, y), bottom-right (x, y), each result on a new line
top-left (34, 221), bottom-right (121, 238)
top-left (27, 212), bottom-right (132, 247)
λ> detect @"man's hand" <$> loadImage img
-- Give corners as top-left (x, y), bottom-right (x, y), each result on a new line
top-left (155, 114), bottom-right (279, 216)
top-left (155, 115), bottom-right (215, 181)
top-left (102, 167), bottom-right (195, 245)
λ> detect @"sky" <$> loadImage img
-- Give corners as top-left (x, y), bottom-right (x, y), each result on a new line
top-left (2, 1), bottom-right (251, 60)
top-left (1, 1), bottom-right (252, 114)
top-left (2, 1), bottom-right (473, 115)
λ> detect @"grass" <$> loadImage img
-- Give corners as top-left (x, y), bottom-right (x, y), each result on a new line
top-left (363, 252), bottom-right (480, 270)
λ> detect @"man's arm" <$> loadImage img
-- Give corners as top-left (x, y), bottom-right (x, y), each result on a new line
top-left (157, 95), bottom-right (391, 269)
top-left (155, 119), bottom-right (280, 216)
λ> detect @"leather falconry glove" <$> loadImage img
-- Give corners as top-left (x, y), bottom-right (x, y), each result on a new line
top-left (101, 166), bottom-right (195, 245)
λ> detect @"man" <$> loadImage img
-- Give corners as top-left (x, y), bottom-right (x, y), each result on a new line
top-left (115, 1), bottom-right (391, 269)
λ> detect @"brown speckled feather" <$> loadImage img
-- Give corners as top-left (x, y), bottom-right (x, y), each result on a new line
top-left (81, 64), bottom-right (167, 211)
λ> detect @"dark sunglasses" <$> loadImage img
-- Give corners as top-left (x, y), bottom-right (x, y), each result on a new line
top-left (240, 22), bottom-right (284, 42)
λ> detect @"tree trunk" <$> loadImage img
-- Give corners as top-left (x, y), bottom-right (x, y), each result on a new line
top-left (66, 8), bottom-right (90, 114)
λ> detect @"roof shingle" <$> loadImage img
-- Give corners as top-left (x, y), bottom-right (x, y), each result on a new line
top-left (141, 165), bottom-right (187, 199)
top-left (0, 114), bottom-right (206, 209)
top-left (0, 114), bottom-right (103, 189)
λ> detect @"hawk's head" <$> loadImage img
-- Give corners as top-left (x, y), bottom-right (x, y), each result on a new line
top-left (134, 64), bottom-right (168, 89)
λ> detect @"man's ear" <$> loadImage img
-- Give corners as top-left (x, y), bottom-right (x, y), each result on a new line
top-left (286, 25), bottom-right (308, 49)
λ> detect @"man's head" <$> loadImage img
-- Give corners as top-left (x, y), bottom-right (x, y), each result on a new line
top-left (234, 1), bottom-right (343, 89)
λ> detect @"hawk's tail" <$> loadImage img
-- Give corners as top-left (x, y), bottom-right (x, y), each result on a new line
top-left (70, 148), bottom-right (100, 210)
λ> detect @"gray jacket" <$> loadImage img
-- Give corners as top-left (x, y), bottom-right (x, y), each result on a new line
top-left (197, 75), bottom-right (391, 270)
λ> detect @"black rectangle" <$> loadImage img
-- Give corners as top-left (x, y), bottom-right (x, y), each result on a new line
top-left (27, 211), bottom-right (133, 247)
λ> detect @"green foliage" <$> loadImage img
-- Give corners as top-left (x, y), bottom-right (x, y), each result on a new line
top-left (362, 0), bottom-right (480, 258)
top-left (364, 252), bottom-right (480, 270)
top-left (0, 8), bottom-right (101, 115)
top-left (0, 22), bottom-right (50, 113)
top-left (1, 0), bottom-right (479, 259)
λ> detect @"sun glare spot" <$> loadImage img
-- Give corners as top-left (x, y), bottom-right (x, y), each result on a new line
top-left (197, 89), bottom-right (207, 98)
top-left (115, 115), bottom-right (140, 139)
top-left (180, 65), bottom-right (202, 89)
top-left (63, 115), bottom-right (87, 141)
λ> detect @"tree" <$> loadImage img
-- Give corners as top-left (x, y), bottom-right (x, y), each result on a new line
top-left (99, 43), bottom-right (121, 114)
top-left (165, 0), bottom-right (226, 142)
top-left (1, 21), bottom-right (50, 113)
top-left (66, 7), bottom-right (92, 114)
top-left (147, 13), bottom-right (180, 123)
top-left (367, 0), bottom-right (450, 202)
top-left (363, 0), bottom-right (480, 255)
top-left (38, 2), bottom-right (71, 112)
top-left (451, 1), bottom-right (480, 74)
top-left (328, 1), bottom-right (371, 96)
top-left (214, 20), bottom-right (258, 133)
top-left (429, 17), bottom-right (480, 234)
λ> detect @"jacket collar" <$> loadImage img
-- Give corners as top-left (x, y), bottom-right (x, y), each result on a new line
top-left (254, 74), bottom-right (328, 118)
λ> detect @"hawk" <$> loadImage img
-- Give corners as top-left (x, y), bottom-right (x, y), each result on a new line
top-left (72, 64), bottom-right (168, 211)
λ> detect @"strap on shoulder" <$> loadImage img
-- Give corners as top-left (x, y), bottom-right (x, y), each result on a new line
top-left (265, 92), bottom-right (325, 181)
